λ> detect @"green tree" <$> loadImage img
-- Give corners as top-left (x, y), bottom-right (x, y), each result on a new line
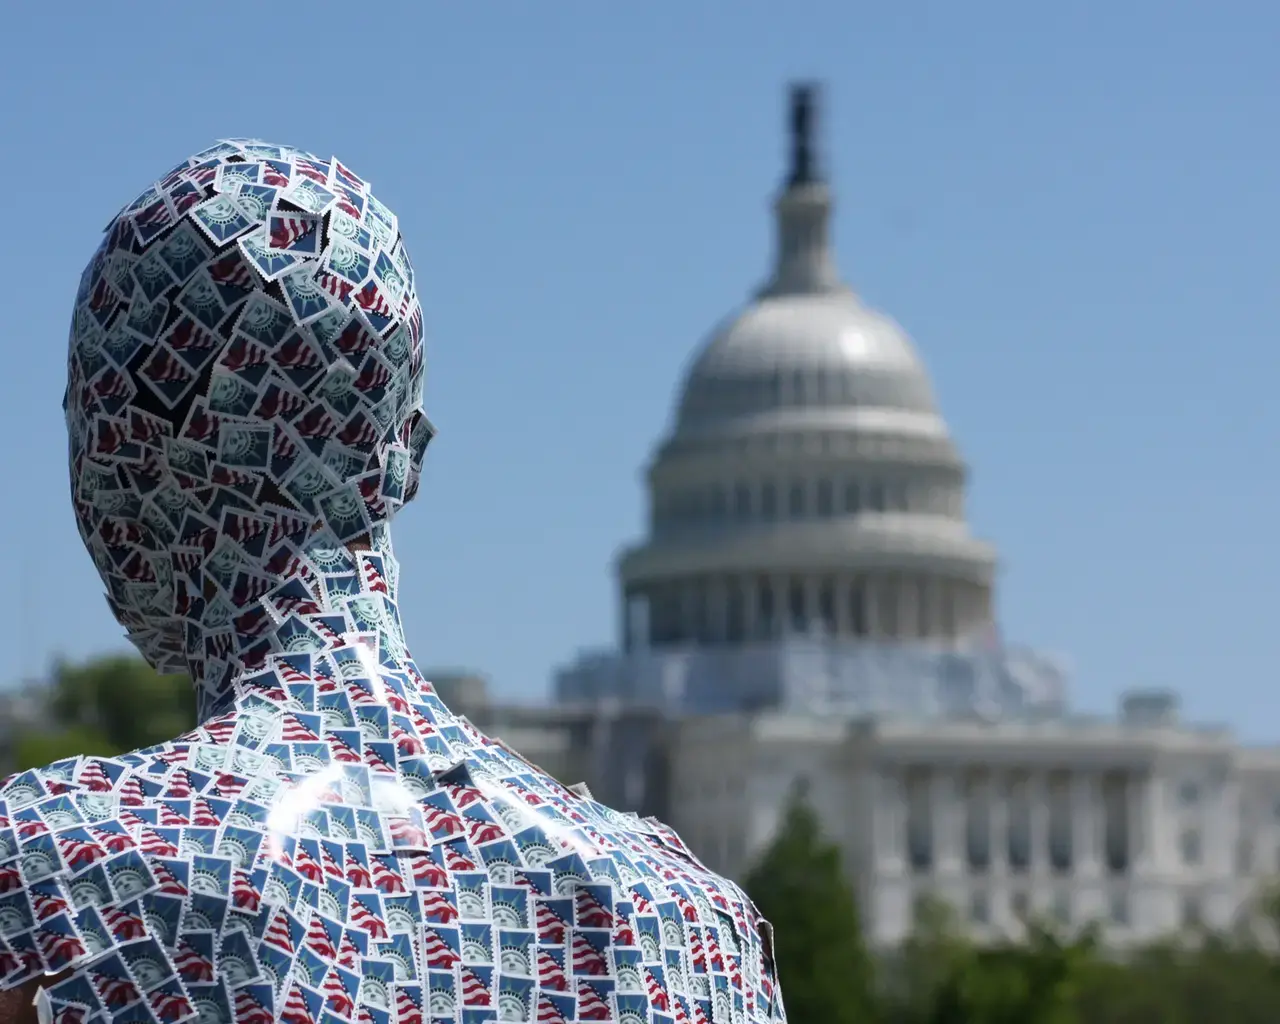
top-left (1070, 931), bottom-right (1280, 1024)
top-left (928, 922), bottom-right (1096, 1024)
top-left (886, 893), bottom-right (969, 1018)
top-left (14, 725), bottom-right (119, 772)
top-left (744, 780), bottom-right (877, 1024)
top-left (886, 895), bottom-right (1099, 1024)
top-left (13, 654), bottom-right (195, 771)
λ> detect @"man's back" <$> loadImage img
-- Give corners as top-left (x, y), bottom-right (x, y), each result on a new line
top-left (0, 657), bottom-right (781, 1024)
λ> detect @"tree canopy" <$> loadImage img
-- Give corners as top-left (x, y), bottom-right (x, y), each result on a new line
top-left (10, 654), bottom-right (194, 772)
top-left (744, 780), bottom-right (878, 1024)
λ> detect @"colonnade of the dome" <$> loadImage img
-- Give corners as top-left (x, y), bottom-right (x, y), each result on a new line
top-left (650, 462), bottom-right (965, 535)
top-left (623, 571), bottom-right (992, 650)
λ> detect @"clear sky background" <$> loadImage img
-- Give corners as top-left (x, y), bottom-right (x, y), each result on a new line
top-left (1, 2), bottom-right (1276, 738)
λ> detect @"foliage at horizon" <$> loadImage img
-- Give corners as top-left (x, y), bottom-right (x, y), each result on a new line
top-left (745, 780), bottom-right (878, 1023)
top-left (8, 653), bottom-right (194, 773)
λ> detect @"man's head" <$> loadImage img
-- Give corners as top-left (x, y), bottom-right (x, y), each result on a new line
top-left (66, 140), bottom-right (433, 679)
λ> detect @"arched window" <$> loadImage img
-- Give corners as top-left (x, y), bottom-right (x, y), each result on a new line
top-left (816, 479), bottom-right (834, 517)
top-left (692, 580), bottom-right (710, 643)
top-left (726, 581), bottom-right (745, 642)
top-left (792, 370), bottom-right (806, 406)
top-left (624, 590), bottom-right (650, 651)
top-left (940, 583), bottom-right (955, 638)
top-left (850, 580), bottom-right (867, 636)
top-left (761, 482), bottom-right (777, 521)
top-left (757, 578), bottom-right (775, 636)
top-left (818, 579), bottom-right (836, 634)
top-left (669, 587), bottom-right (690, 644)
top-left (906, 770), bottom-right (933, 872)
top-left (1008, 775), bottom-right (1031, 871)
top-left (788, 481), bottom-right (806, 518)
top-left (881, 579), bottom-right (900, 638)
top-left (917, 578), bottom-right (932, 638)
top-left (788, 579), bottom-right (807, 634)
top-left (709, 486), bottom-right (727, 521)
top-left (689, 490), bottom-right (706, 524)
top-left (733, 482), bottom-right (751, 521)
top-left (653, 587), bottom-right (683, 645)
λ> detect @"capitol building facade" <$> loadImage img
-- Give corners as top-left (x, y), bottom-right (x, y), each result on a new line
top-left (481, 85), bottom-right (1280, 947)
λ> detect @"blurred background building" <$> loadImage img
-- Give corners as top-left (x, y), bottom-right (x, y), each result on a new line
top-left (479, 83), bottom-right (1280, 946)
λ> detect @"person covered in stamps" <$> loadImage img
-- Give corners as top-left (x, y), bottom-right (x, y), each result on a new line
top-left (0, 141), bottom-right (785, 1024)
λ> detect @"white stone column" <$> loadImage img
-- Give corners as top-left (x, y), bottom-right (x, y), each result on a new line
top-left (902, 767), bottom-right (930, 875)
top-left (818, 577), bottom-right (837, 636)
top-left (933, 767), bottom-right (962, 875)
top-left (877, 770), bottom-right (903, 871)
top-left (1216, 774), bottom-right (1240, 879)
top-left (978, 585), bottom-right (993, 630)
top-left (901, 576), bottom-right (921, 640)
top-left (835, 574), bottom-right (851, 639)
top-left (887, 575), bottom-right (901, 639)
top-left (850, 576), bottom-right (868, 638)
top-left (675, 582), bottom-right (691, 643)
top-left (709, 577), bottom-right (728, 643)
top-left (990, 771), bottom-right (1009, 873)
top-left (1125, 772), bottom-right (1155, 932)
top-left (919, 577), bottom-right (937, 641)
top-left (1131, 771), bottom-right (1153, 874)
top-left (743, 576), bottom-right (759, 641)
top-left (1071, 772), bottom-right (1099, 877)
top-left (805, 575), bottom-right (821, 636)
top-left (694, 579), bottom-right (710, 643)
top-left (1029, 772), bottom-right (1049, 875)
top-left (955, 583), bottom-right (972, 639)
top-left (939, 581), bottom-right (954, 640)
top-left (620, 588), bottom-right (633, 651)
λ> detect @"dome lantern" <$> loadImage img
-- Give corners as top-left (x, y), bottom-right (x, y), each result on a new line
top-left (760, 82), bottom-right (844, 299)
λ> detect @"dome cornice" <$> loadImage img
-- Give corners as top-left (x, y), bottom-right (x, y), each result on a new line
top-left (652, 424), bottom-right (964, 475)
top-left (618, 518), bottom-right (996, 584)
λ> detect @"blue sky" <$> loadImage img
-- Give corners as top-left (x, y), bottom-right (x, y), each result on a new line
top-left (2, 2), bottom-right (1277, 738)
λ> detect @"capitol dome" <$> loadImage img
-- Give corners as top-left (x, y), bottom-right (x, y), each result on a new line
top-left (676, 291), bottom-right (941, 431)
top-left (617, 84), bottom-right (998, 652)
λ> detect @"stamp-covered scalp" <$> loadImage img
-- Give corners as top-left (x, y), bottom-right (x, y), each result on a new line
top-left (66, 140), bottom-right (434, 701)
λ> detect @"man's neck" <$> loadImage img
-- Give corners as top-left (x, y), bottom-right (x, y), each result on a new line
top-left (189, 539), bottom-right (438, 725)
